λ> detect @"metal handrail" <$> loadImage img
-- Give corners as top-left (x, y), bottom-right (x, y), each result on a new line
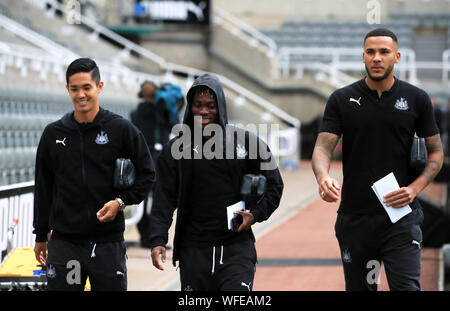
top-left (28, 0), bottom-right (167, 68)
top-left (23, 0), bottom-right (299, 128)
top-left (163, 61), bottom-right (300, 128)
top-left (0, 181), bottom-right (34, 193)
top-left (211, 7), bottom-right (365, 86)
top-left (1, 39), bottom-right (298, 128)
top-left (213, 6), bottom-right (277, 55)
top-left (0, 13), bottom-right (77, 61)
top-left (309, 62), bottom-right (357, 88)
top-left (0, 42), bottom-right (162, 93)
top-left (278, 46), bottom-right (425, 84)
top-left (212, 8), bottom-right (450, 85)
top-left (278, 46), bottom-right (416, 67)
top-left (0, 41), bottom-right (298, 131)
top-left (218, 74), bottom-right (300, 128)
top-left (0, 41), bottom-right (66, 65)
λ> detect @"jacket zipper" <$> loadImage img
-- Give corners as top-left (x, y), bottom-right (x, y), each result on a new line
top-left (79, 130), bottom-right (91, 235)
top-left (79, 131), bottom-right (86, 185)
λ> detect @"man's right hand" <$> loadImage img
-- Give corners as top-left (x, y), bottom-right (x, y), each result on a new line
top-left (312, 132), bottom-right (341, 203)
top-left (318, 176), bottom-right (341, 203)
top-left (34, 242), bottom-right (48, 266)
top-left (151, 246), bottom-right (166, 271)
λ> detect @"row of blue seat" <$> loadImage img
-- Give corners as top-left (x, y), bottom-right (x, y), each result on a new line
top-left (282, 18), bottom-right (449, 30)
top-left (0, 147), bottom-right (36, 170)
top-left (0, 80), bottom-right (151, 186)
top-left (271, 37), bottom-right (414, 48)
top-left (0, 167), bottom-right (35, 186)
top-left (0, 100), bottom-right (71, 115)
top-left (0, 130), bottom-right (42, 149)
top-left (263, 12), bottom-right (450, 49)
top-left (271, 26), bottom-right (415, 35)
top-left (0, 114), bottom-right (60, 131)
top-left (0, 97), bottom-right (136, 116)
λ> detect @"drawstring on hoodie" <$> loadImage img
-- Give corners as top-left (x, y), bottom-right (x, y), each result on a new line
top-left (211, 247), bottom-right (215, 274)
top-left (91, 243), bottom-right (97, 258)
top-left (211, 245), bottom-right (224, 275)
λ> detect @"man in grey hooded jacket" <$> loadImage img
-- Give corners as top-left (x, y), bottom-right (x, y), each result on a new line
top-left (149, 74), bottom-right (283, 291)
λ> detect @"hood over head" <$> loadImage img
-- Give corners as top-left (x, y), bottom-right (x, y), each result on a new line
top-left (184, 73), bottom-right (228, 130)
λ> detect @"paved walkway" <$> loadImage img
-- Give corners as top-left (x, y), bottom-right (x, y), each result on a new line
top-left (124, 161), bottom-right (443, 291)
top-left (253, 196), bottom-right (441, 291)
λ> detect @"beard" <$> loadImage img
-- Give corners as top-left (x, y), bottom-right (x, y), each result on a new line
top-left (365, 63), bottom-right (394, 81)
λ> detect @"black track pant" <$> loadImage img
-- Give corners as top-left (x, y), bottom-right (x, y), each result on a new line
top-left (335, 208), bottom-right (424, 291)
top-left (46, 238), bottom-right (127, 291)
top-left (179, 239), bottom-right (257, 291)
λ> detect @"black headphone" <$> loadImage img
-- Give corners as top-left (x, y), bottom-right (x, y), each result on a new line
top-left (138, 80), bottom-right (157, 98)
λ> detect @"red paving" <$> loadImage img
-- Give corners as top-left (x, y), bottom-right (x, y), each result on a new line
top-left (253, 197), bottom-right (441, 291)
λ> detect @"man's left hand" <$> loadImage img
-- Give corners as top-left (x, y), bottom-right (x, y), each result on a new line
top-left (97, 200), bottom-right (120, 222)
top-left (234, 210), bottom-right (255, 232)
top-left (384, 187), bottom-right (418, 208)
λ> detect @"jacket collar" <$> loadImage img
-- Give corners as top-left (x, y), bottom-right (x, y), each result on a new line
top-left (61, 107), bottom-right (117, 130)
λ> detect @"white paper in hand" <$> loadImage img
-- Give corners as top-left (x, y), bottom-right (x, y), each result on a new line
top-left (371, 172), bottom-right (412, 223)
top-left (226, 201), bottom-right (245, 230)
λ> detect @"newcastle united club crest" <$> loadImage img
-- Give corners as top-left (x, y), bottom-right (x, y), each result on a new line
top-left (95, 131), bottom-right (109, 145)
top-left (394, 97), bottom-right (408, 110)
top-left (236, 144), bottom-right (248, 158)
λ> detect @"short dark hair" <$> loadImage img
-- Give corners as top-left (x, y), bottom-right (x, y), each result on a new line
top-left (66, 58), bottom-right (101, 85)
top-left (138, 80), bottom-right (157, 98)
top-left (140, 80), bottom-right (157, 90)
top-left (364, 28), bottom-right (398, 44)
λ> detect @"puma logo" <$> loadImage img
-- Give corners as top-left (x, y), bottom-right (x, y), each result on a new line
top-left (241, 281), bottom-right (252, 291)
top-left (56, 138), bottom-right (66, 146)
top-left (412, 240), bottom-right (421, 249)
top-left (349, 97), bottom-right (361, 106)
top-left (187, 1), bottom-right (207, 21)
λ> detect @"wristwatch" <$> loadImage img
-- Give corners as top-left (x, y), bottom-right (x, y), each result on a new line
top-left (116, 197), bottom-right (126, 211)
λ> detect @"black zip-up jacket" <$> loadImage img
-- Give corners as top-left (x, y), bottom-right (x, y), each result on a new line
top-left (149, 74), bottom-right (284, 265)
top-left (33, 107), bottom-right (155, 243)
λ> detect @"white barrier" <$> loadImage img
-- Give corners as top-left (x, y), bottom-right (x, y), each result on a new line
top-left (271, 128), bottom-right (300, 171)
top-left (0, 181), bottom-right (34, 262)
top-left (0, 181), bottom-right (144, 262)
top-left (125, 200), bottom-right (144, 228)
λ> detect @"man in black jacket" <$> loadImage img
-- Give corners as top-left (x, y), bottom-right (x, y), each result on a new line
top-left (149, 73), bottom-right (284, 291)
top-left (33, 58), bottom-right (155, 291)
top-left (130, 81), bottom-right (177, 248)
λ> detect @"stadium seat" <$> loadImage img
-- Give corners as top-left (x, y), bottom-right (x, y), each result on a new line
top-left (260, 11), bottom-right (443, 52)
